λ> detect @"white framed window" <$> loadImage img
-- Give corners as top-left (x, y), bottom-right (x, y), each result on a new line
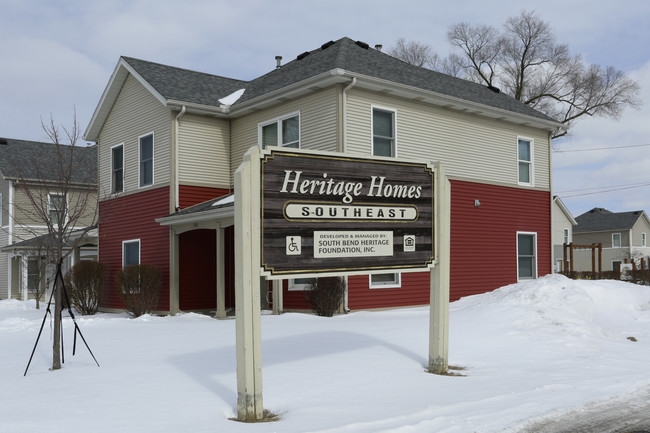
top-left (111, 143), bottom-right (124, 193)
top-left (139, 133), bottom-right (154, 187)
top-left (122, 239), bottom-right (140, 267)
top-left (48, 193), bottom-right (66, 226)
top-left (642, 233), bottom-right (647, 247)
top-left (288, 277), bottom-right (315, 291)
top-left (369, 273), bottom-right (401, 289)
top-left (372, 107), bottom-right (396, 157)
top-left (259, 112), bottom-right (300, 148)
top-left (612, 233), bottom-right (622, 248)
top-left (517, 232), bottom-right (537, 280)
top-left (563, 228), bottom-right (569, 244)
top-left (517, 137), bottom-right (533, 186)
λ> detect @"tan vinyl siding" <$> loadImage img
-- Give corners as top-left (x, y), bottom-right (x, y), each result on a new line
top-left (98, 74), bottom-right (172, 201)
top-left (230, 87), bottom-right (339, 181)
top-left (345, 88), bottom-right (551, 190)
top-left (10, 185), bottom-right (96, 229)
top-left (178, 114), bottom-right (230, 189)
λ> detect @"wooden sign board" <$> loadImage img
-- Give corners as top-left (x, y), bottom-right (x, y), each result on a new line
top-left (260, 148), bottom-right (435, 278)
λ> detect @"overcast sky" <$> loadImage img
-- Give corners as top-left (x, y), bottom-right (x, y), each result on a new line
top-left (1, 0), bottom-right (649, 217)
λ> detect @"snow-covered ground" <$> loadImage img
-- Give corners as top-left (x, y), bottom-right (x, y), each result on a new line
top-left (2, 274), bottom-right (649, 433)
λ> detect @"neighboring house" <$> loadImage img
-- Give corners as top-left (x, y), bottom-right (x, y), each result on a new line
top-left (0, 137), bottom-right (97, 301)
top-left (84, 37), bottom-right (563, 315)
top-left (572, 207), bottom-right (650, 272)
top-left (552, 196), bottom-right (577, 272)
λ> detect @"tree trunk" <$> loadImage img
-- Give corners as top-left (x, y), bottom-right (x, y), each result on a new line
top-left (52, 265), bottom-right (62, 370)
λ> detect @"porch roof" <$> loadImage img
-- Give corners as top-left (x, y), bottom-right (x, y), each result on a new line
top-left (156, 194), bottom-right (234, 233)
top-left (1, 227), bottom-right (98, 253)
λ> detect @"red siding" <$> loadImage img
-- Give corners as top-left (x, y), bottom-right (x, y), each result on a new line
top-left (448, 180), bottom-right (551, 300)
top-left (179, 185), bottom-right (230, 209)
top-left (344, 180), bottom-right (551, 309)
top-left (179, 229), bottom-right (216, 310)
top-left (99, 188), bottom-right (171, 311)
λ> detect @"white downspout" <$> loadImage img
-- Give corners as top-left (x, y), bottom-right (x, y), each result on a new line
top-left (174, 106), bottom-right (186, 211)
top-left (341, 77), bottom-right (356, 313)
top-left (341, 77), bottom-right (357, 154)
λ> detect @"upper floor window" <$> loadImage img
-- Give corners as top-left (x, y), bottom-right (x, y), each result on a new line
top-left (517, 232), bottom-right (537, 280)
top-left (642, 233), bottom-right (647, 247)
top-left (612, 233), bottom-right (622, 248)
top-left (111, 144), bottom-right (124, 193)
top-left (563, 228), bottom-right (569, 244)
top-left (259, 113), bottom-right (300, 148)
top-left (372, 107), bottom-right (396, 157)
top-left (48, 193), bottom-right (66, 226)
top-left (518, 138), bottom-right (533, 185)
top-left (139, 133), bottom-right (154, 187)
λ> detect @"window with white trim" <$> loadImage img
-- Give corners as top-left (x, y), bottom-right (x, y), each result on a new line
top-left (372, 107), bottom-right (396, 157)
top-left (288, 277), bottom-right (315, 291)
top-left (563, 228), bottom-right (569, 245)
top-left (642, 233), bottom-right (646, 247)
top-left (111, 144), bottom-right (124, 193)
top-left (259, 113), bottom-right (300, 148)
top-left (517, 232), bottom-right (537, 280)
top-left (369, 273), bottom-right (401, 289)
top-left (139, 133), bottom-right (154, 187)
top-left (48, 193), bottom-right (66, 226)
top-left (517, 138), bottom-right (533, 185)
top-left (122, 239), bottom-right (140, 267)
top-left (612, 233), bottom-right (622, 248)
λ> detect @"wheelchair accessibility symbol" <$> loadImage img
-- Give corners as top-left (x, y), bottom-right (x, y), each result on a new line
top-left (286, 236), bottom-right (301, 255)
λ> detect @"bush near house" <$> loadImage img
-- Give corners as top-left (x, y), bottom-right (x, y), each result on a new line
top-left (304, 277), bottom-right (346, 317)
top-left (116, 264), bottom-right (161, 317)
top-left (64, 261), bottom-right (105, 315)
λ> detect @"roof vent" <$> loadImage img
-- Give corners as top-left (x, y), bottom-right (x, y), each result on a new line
top-left (0, 138), bottom-right (7, 145)
top-left (275, 55), bottom-right (282, 69)
top-left (355, 40), bottom-right (369, 49)
top-left (487, 85), bottom-right (501, 93)
top-left (321, 40), bottom-right (335, 50)
top-left (375, 44), bottom-right (383, 51)
top-left (296, 51), bottom-right (310, 61)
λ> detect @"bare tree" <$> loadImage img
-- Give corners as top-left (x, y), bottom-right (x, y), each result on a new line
top-left (389, 37), bottom-right (441, 69)
top-left (391, 10), bottom-right (642, 138)
top-left (6, 111), bottom-right (97, 370)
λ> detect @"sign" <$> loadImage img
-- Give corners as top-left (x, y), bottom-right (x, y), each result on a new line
top-left (260, 148), bottom-right (435, 277)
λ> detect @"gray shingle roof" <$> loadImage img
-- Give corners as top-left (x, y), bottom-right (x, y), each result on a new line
top-left (122, 37), bottom-right (558, 124)
top-left (122, 56), bottom-right (249, 107)
top-left (0, 137), bottom-right (97, 185)
top-left (574, 207), bottom-right (645, 232)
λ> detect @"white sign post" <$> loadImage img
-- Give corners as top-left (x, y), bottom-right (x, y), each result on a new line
top-left (429, 163), bottom-right (451, 374)
top-left (234, 147), bottom-right (263, 421)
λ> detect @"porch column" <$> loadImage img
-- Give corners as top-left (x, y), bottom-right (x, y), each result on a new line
top-left (272, 280), bottom-right (283, 315)
top-left (169, 228), bottom-right (180, 315)
top-left (216, 225), bottom-right (227, 319)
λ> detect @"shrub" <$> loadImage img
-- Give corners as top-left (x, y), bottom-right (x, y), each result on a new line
top-left (304, 277), bottom-right (346, 317)
top-left (64, 261), bottom-right (105, 315)
top-left (116, 264), bottom-right (161, 317)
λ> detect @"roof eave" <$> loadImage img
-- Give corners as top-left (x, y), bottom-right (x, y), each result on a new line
top-left (84, 58), bottom-right (168, 142)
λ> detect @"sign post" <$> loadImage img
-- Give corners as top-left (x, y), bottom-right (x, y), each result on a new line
top-left (429, 163), bottom-right (451, 374)
top-left (234, 147), bottom-right (263, 421)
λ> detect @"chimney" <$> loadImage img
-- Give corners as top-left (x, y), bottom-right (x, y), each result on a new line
top-left (375, 44), bottom-right (383, 52)
top-left (275, 55), bottom-right (282, 69)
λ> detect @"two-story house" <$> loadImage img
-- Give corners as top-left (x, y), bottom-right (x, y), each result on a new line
top-left (84, 37), bottom-right (564, 314)
top-left (572, 207), bottom-right (650, 272)
top-left (0, 137), bottom-right (97, 301)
